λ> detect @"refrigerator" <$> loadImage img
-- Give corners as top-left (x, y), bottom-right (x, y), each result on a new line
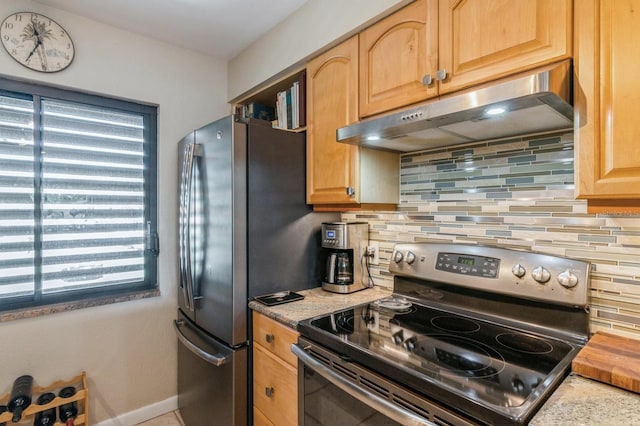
top-left (175, 115), bottom-right (336, 425)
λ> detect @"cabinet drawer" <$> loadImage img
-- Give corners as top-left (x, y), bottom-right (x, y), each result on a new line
top-left (253, 311), bottom-right (299, 367)
top-left (253, 344), bottom-right (298, 426)
top-left (254, 406), bottom-right (275, 426)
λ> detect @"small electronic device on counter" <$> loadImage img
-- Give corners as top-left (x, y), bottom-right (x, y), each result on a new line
top-left (253, 291), bottom-right (305, 306)
top-left (321, 222), bottom-right (369, 294)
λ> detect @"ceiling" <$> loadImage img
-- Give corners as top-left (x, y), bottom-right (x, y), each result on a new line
top-left (34, 0), bottom-right (309, 60)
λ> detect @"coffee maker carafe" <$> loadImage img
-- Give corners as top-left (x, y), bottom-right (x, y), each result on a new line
top-left (321, 222), bottom-right (369, 294)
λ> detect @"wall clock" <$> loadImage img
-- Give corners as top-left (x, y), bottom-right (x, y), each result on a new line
top-left (1, 12), bottom-right (75, 73)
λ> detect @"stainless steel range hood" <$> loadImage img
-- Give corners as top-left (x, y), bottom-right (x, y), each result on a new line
top-left (337, 61), bottom-right (573, 152)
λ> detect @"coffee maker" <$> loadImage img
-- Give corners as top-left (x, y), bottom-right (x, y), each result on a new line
top-left (321, 222), bottom-right (369, 294)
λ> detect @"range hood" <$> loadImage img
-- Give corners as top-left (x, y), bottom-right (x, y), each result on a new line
top-left (337, 61), bottom-right (573, 152)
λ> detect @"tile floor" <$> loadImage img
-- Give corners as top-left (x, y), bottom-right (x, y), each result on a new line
top-left (136, 410), bottom-right (184, 426)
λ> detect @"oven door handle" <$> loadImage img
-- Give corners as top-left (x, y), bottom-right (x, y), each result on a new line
top-left (292, 343), bottom-right (435, 426)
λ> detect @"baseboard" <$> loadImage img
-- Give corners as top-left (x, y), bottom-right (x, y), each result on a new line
top-left (94, 395), bottom-right (178, 426)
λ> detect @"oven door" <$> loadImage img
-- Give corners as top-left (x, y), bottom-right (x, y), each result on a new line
top-left (293, 339), bottom-right (472, 426)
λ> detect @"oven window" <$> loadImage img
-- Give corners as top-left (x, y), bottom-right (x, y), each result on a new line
top-left (301, 366), bottom-right (402, 426)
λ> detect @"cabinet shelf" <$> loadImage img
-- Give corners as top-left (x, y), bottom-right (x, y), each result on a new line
top-left (235, 69), bottom-right (306, 131)
top-left (0, 372), bottom-right (88, 425)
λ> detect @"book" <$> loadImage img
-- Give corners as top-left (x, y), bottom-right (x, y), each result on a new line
top-left (292, 81), bottom-right (299, 129)
top-left (297, 71), bottom-right (306, 127)
top-left (285, 87), bottom-right (293, 129)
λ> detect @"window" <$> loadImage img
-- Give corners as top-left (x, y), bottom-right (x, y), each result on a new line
top-left (0, 78), bottom-right (158, 313)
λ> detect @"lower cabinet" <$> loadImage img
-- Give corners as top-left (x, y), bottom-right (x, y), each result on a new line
top-left (252, 311), bottom-right (299, 426)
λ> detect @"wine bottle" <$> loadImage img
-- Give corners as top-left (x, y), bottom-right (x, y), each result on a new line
top-left (33, 392), bottom-right (56, 426)
top-left (7, 375), bottom-right (33, 423)
top-left (58, 387), bottom-right (77, 426)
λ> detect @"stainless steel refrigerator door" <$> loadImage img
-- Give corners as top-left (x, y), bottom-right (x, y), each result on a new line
top-left (195, 117), bottom-right (249, 346)
top-left (175, 311), bottom-right (247, 426)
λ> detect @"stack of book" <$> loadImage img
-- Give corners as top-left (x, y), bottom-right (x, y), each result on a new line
top-left (275, 72), bottom-right (306, 130)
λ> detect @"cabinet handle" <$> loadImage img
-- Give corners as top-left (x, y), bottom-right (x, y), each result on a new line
top-left (422, 74), bottom-right (433, 86)
top-left (265, 387), bottom-right (275, 398)
top-left (265, 333), bottom-right (275, 343)
top-left (346, 186), bottom-right (355, 197)
top-left (436, 69), bottom-right (448, 81)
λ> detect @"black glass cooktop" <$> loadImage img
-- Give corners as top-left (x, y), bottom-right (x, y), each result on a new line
top-left (298, 296), bottom-right (580, 420)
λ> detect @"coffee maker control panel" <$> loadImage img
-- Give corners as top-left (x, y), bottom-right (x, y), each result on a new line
top-left (322, 224), bottom-right (347, 249)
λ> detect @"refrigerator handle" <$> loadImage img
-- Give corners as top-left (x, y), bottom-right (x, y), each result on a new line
top-left (179, 143), bottom-right (199, 311)
top-left (174, 319), bottom-right (232, 367)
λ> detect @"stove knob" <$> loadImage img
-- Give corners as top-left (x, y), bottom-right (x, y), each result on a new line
top-left (392, 330), bottom-right (404, 345)
top-left (393, 251), bottom-right (404, 263)
top-left (531, 266), bottom-right (551, 284)
top-left (557, 270), bottom-right (579, 288)
top-left (403, 337), bottom-right (417, 352)
top-left (405, 251), bottom-right (416, 265)
top-left (511, 263), bottom-right (526, 278)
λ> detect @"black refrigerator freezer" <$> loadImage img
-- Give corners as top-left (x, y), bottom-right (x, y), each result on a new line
top-left (175, 115), bottom-right (336, 425)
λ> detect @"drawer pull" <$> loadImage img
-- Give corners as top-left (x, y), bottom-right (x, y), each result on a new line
top-left (265, 333), bottom-right (275, 343)
top-left (265, 387), bottom-right (275, 398)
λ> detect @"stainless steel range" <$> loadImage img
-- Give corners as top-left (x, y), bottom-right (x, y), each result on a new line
top-left (293, 243), bottom-right (591, 425)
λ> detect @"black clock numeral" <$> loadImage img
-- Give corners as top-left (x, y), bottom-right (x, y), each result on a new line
top-left (4, 22), bottom-right (13, 30)
top-left (14, 14), bottom-right (22, 22)
top-left (3, 34), bottom-right (9, 41)
top-left (11, 49), bottom-right (17, 55)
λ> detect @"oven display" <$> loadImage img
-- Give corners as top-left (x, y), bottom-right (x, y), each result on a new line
top-left (436, 252), bottom-right (500, 278)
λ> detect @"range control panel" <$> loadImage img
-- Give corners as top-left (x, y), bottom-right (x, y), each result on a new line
top-left (436, 252), bottom-right (500, 278)
top-left (390, 243), bottom-right (591, 308)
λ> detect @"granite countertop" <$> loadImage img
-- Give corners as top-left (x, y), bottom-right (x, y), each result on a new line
top-left (249, 286), bottom-right (391, 328)
top-left (250, 286), bottom-right (640, 425)
top-left (530, 373), bottom-right (640, 425)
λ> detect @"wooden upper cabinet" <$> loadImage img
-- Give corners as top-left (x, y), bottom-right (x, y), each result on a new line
top-left (359, 0), bottom-right (438, 117)
top-left (306, 36), bottom-right (360, 205)
top-left (359, 0), bottom-right (571, 117)
top-left (307, 36), bottom-right (399, 210)
top-left (438, 0), bottom-right (572, 94)
top-left (574, 0), bottom-right (640, 211)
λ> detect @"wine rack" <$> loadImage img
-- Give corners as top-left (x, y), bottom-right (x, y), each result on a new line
top-left (0, 372), bottom-right (88, 425)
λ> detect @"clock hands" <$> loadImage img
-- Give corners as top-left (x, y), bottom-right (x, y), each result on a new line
top-left (24, 18), bottom-right (48, 71)
top-left (25, 39), bottom-right (41, 64)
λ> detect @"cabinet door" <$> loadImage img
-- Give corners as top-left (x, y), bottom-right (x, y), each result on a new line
top-left (438, 0), bottom-right (571, 94)
top-left (253, 344), bottom-right (298, 426)
top-left (359, 0), bottom-right (438, 117)
top-left (306, 36), bottom-right (360, 205)
top-left (574, 0), bottom-right (640, 209)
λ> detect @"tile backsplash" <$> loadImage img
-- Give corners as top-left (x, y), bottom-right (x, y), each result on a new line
top-left (342, 131), bottom-right (640, 339)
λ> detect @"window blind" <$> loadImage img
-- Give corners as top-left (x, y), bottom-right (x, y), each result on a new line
top-left (0, 82), bottom-right (157, 311)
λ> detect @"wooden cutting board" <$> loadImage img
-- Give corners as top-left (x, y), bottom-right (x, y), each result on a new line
top-left (572, 331), bottom-right (640, 393)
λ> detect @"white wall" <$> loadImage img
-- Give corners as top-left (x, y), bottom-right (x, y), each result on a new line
top-left (227, 0), bottom-right (408, 101)
top-left (0, 1), bottom-right (228, 424)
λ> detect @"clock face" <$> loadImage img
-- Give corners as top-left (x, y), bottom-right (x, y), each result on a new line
top-left (1, 12), bottom-right (75, 73)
